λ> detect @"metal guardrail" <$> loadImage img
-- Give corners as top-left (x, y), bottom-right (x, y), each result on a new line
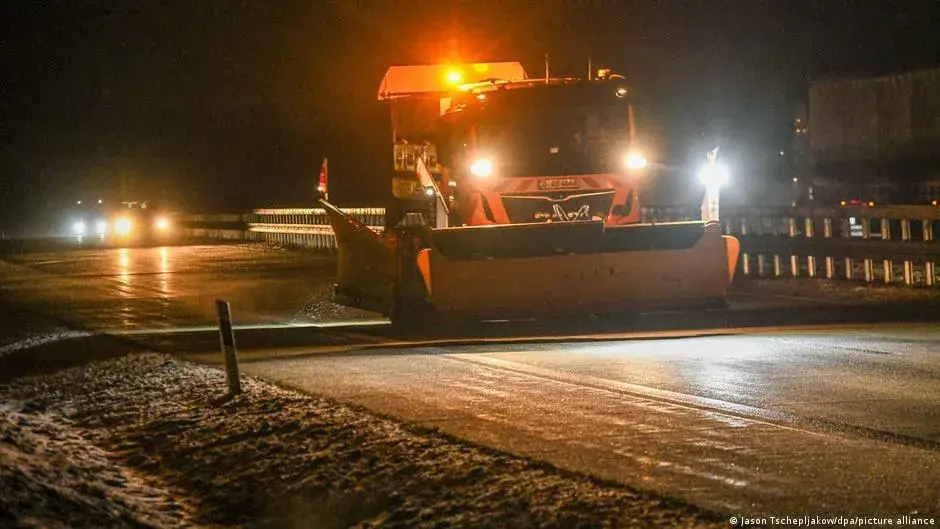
top-left (178, 208), bottom-right (385, 250)
top-left (719, 205), bottom-right (940, 287)
top-left (181, 205), bottom-right (940, 288)
top-left (246, 208), bottom-right (385, 248)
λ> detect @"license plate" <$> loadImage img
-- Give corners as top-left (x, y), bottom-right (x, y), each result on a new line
top-left (537, 178), bottom-right (579, 191)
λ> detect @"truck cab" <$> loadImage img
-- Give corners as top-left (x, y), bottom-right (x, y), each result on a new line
top-left (379, 63), bottom-right (652, 228)
top-left (434, 80), bottom-right (648, 226)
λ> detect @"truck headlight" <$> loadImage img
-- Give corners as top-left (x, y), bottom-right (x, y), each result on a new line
top-left (72, 220), bottom-right (86, 235)
top-left (114, 217), bottom-right (133, 235)
top-left (624, 152), bottom-right (648, 171)
top-left (95, 220), bottom-right (108, 234)
top-left (469, 157), bottom-right (494, 178)
top-left (154, 217), bottom-right (169, 230)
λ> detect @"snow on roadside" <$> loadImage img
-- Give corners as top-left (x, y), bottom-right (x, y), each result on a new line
top-left (0, 402), bottom-right (192, 529)
top-left (0, 297), bottom-right (77, 355)
top-left (293, 283), bottom-right (382, 323)
top-left (0, 330), bottom-right (92, 359)
top-left (1, 354), bottom-right (722, 528)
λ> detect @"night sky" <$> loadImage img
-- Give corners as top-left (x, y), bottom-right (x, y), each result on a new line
top-left (3, 1), bottom-right (940, 234)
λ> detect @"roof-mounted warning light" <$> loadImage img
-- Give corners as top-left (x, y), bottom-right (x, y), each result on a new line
top-left (445, 69), bottom-right (463, 85)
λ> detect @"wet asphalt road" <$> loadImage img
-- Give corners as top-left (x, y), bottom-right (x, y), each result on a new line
top-left (2, 242), bottom-right (939, 517)
top-left (0, 243), bottom-right (369, 331)
top-left (241, 328), bottom-right (940, 516)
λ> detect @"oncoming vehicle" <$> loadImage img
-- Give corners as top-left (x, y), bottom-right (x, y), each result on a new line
top-left (839, 198), bottom-right (876, 208)
top-left (107, 201), bottom-right (176, 246)
top-left (67, 199), bottom-right (110, 239)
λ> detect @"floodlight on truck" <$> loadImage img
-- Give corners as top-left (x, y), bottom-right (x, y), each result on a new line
top-left (114, 217), bottom-right (133, 235)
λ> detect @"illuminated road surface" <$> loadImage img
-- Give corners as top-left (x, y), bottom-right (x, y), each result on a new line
top-left (240, 330), bottom-right (940, 515)
top-left (0, 244), bottom-right (362, 330)
top-left (2, 243), bottom-right (938, 515)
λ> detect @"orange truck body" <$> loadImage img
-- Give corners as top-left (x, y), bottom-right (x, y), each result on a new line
top-left (318, 61), bottom-right (741, 326)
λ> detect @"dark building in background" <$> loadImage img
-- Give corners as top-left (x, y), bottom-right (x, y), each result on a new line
top-left (796, 68), bottom-right (940, 205)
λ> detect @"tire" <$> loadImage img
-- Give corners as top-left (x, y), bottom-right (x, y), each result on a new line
top-left (388, 293), bottom-right (441, 336)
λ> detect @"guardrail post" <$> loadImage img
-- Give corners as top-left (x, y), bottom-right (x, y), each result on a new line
top-left (735, 215), bottom-right (749, 275)
top-left (774, 254), bottom-right (782, 277)
top-left (823, 218), bottom-right (835, 279)
top-left (757, 254), bottom-right (766, 277)
top-left (861, 218), bottom-right (874, 282)
top-left (883, 260), bottom-right (894, 284)
top-left (216, 299), bottom-right (241, 396)
top-left (804, 218), bottom-right (817, 277)
top-left (840, 217), bottom-right (854, 280)
top-left (901, 220), bottom-right (914, 286)
top-left (788, 217), bottom-right (799, 276)
top-left (881, 219), bottom-right (893, 284)
top-left (925, 220), bottom-right (936, 287)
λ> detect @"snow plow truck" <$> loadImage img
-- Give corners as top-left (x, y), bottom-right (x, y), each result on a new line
top-left (320, 61), bottom-right (740, 327)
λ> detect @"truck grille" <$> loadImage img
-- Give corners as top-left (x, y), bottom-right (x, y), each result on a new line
top-left (500, 191), bottom-right (615, 223)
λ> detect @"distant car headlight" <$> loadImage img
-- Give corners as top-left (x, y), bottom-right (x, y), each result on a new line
top-left (154, 217), bottom-right (169, 230)
top-left (72, 220), bottom-right (86, 235)
top-left (114, 217), bottom-right (133, 235)
top-left (624, 152), bottom-right (648, 171)
top-left (469, 157), bottom-right (494, 178)
top-left (95, 220), bottom-right (107, 234)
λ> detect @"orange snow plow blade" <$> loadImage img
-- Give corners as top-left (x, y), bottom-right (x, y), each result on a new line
top-left (416, 221), bottom-right (739, 318)
top-left (321, 198), bottom-right (741, 321)
top-left (319, 200), bottom-right (396, 315)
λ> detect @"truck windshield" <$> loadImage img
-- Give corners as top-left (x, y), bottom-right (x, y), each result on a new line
top-left (475, 85), bottom-right (632, 177)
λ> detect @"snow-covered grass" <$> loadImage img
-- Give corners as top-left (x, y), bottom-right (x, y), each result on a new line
top-left (1, 354), bottom-right (722, 528)
top-left (0, 402), bottom-right (192, 529)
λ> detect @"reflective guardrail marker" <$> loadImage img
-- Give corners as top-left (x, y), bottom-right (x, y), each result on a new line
top-left (216, 299), bottom-right (241, 396)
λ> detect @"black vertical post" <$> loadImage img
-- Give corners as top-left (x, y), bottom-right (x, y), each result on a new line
top-left (216, 299), bottom-right (241, 395)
